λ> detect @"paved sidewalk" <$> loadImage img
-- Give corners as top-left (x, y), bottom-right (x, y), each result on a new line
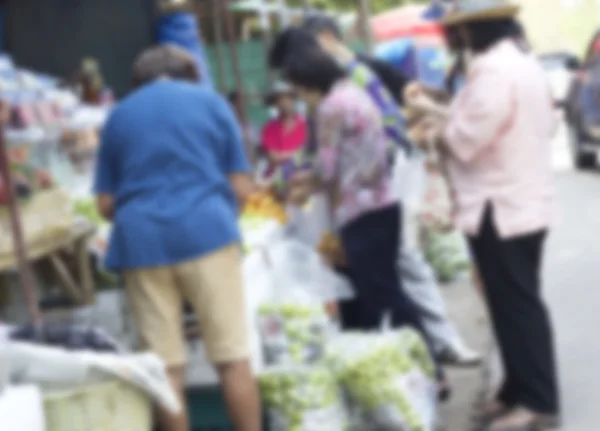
top-left (437, 280), bottom-right (492, 431)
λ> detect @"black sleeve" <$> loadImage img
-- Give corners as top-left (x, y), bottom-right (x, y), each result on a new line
top-left (358, 55), bottom-right (409, 106)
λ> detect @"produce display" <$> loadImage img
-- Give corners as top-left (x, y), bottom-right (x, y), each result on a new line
top-left (258, 303), bottom-right (330, 366)
top-left (259, 365), bottom-right (348, 431)
top-left (241, 191), bottom-right (287, 225)
top-left (327, 331), bottom-right (437, 431)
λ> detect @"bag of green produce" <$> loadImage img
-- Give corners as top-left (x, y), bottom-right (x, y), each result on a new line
top-left (327, 331), bottom-right (437, 431)
top-left (255, 238), bottom-right (353, 366)
top-left (423, 229), bottom-right (470, 283)
top-left (259, 365), bottom-right (348, 431)
top-left (258, 303), bottom-right (330, 366)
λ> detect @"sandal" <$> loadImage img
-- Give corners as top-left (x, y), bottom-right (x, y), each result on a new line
top-left (486, 407), bottom-right (561, 431)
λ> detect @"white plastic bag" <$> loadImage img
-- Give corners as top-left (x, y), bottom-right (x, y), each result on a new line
top-left (0, 385), bottom-right (45, 431)
top-left (286, 192), bottom-right (332, 248)
top-left (423, 229), bottom-right (470, 283)
top-left (7, 342), bottom-right (180, 414)
top-left (327, 330), bottom-right (437, 431)
top-left (259, 365), bottom-right (348, 431)
top-left (264, 239), bottom-right (353, 304)
top-left (256, 238), bottom-right (353, 366)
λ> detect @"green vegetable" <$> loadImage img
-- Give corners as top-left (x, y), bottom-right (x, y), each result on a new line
top-left (327, 331), bottom-right (436, 431)
top-left (258, 303), bottom-right (329, 366)
top-left (74, 198), bottom-right (105, 226)
top-left (259, 366), bottom-right (348, 431)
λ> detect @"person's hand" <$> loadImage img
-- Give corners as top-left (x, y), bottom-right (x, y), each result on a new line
top-left (403, 81), bottom-right (424, 103)
top-left (288, 183), bottom-right (312, 206)
top-left (289, 169), bottom-right (315, 187)
top-left (409, 116), bottom-right (441, 144)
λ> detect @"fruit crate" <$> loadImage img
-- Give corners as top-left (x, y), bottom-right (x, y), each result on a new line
top-left (186, 386), bottom-right (269, 431)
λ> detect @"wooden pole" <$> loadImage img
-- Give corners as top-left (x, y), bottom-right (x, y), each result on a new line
top-left (221, 0), bottom-right (255, 163)
top-left (0, 102), bottom-right (42, 330)
top-left (355, 0), bottom-right (373, 54)
top-left (210, 0), bottom-right (227, 92)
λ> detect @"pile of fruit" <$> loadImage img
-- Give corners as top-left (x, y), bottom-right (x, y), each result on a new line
top-left (241, 191), bottom-right (287, 225)
top-left (326, 331), bottom-right (437, 431)
top-left (258, 303), bottom-right (329, 366)
top-left (259, 366), bottom-right (348, 431)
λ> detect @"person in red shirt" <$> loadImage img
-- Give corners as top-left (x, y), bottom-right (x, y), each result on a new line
top-left (261, 81), bottom-right (307, 165)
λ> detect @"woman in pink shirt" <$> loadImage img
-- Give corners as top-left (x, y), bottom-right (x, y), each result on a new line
top-left (261, 81), bottom-right (307, 165)
top-left (436, 2), bottom-right (561, 430)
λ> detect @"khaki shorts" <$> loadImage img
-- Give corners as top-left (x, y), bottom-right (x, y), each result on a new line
top-left (123, 243), bottom-right (249, 367)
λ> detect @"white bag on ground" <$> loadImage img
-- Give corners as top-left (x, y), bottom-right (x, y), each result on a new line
top-left (259, 365), bottom-right (348, 431)
top-left (255, 238), bottom-right (353, 366)
top-left (327, 330), bottom-right (437, 431)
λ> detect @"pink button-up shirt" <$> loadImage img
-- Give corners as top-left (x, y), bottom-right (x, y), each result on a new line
top-left (444, 40), bottom-right (556, 239)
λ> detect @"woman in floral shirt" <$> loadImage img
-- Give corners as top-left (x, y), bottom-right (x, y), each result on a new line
top-left (284, 48), bottom-right (443, 381)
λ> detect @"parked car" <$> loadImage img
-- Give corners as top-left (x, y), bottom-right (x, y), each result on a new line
top-left (539, 51), bottom-right (579, 106)
top-left (564, 30), bottom-right (600, 169)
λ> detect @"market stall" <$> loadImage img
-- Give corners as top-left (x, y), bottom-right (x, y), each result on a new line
top-left (0, 56), bottom-right (182, 431)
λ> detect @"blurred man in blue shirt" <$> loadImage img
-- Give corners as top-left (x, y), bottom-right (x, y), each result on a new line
top-left (94, 44), bottom-right (261, 431)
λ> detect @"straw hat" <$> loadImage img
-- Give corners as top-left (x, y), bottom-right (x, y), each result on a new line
top-left (442, 0), bottom-right (520, 26)
top-left (264, 81), bottom-right (295, 106)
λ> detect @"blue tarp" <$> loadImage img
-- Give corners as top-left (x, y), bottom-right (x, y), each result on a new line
top-left (375, 39), bottom-right (419, 79)
top-left (156, 12), bottom-right (213, 88)
top-left (375, 38), bottom-right (448, 89)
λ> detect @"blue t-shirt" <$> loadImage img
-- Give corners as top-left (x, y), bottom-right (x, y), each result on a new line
top-left (94, 80), bottom-right (250, 271)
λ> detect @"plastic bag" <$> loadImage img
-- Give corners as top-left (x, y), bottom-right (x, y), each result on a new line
top-left (423, 229), bottom-right (470, 283)
top-left (256, 238), bottom-right (353, 366)
top-left (259, 365), bottom-right (348, 431)
top-left (327, 330), bottom-right (437, 431)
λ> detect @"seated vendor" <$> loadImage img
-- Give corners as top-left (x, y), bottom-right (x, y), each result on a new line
top-left (261, 81), bottom-right (307, 166)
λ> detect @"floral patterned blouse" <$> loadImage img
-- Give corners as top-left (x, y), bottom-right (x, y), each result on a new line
top-left (315, 79), bottom-right (396, 229)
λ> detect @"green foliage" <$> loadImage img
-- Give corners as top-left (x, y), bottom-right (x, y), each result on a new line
top-left (285, 0), bottom-right (429, 14)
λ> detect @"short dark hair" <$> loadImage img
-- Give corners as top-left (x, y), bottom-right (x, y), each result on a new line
top-left (269, 28), bottom-right (321, 70)
top-left (461, 18), bottom-right (528, 54)
top-left (132, 44), bottom-right (200, 88)
top-left (302, 14), bottom-right (342, 39)
top-left (283, 48), bottom-right (346, 94)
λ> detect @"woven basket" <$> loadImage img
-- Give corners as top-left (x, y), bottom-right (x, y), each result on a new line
top-left (0, 188), bottom-right (74, 255)
top-left (43, 381), bottom-right (153, 431)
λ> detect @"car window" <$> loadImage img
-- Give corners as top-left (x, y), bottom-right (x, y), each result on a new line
top-left (540, 56), bottom-right (568, 71)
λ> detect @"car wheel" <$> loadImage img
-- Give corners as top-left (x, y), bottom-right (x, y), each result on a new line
top-left (569, 123), bottom-right (596, 169)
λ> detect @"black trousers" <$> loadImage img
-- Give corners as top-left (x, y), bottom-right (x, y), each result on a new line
top-left (468, 205), bottom-right (559, 414)
top-left (336, 205), bottom-right (442, 379)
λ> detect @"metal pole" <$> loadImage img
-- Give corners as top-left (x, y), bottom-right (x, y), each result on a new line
top-left (355, 0), bottom-right (374, 54)
top-left (0, 102), bottom-right (42, 330)
top-left (221, 0), bottom-right (255, 163)
top-left (210, 0), bottom-right (227, 92)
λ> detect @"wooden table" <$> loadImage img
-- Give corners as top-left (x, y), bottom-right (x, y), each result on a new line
top-left (0, 220), bottom-right (97, 308)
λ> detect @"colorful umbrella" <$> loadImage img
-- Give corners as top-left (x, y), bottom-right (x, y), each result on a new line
top-left (371, 5), bottom-right (444, 43)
